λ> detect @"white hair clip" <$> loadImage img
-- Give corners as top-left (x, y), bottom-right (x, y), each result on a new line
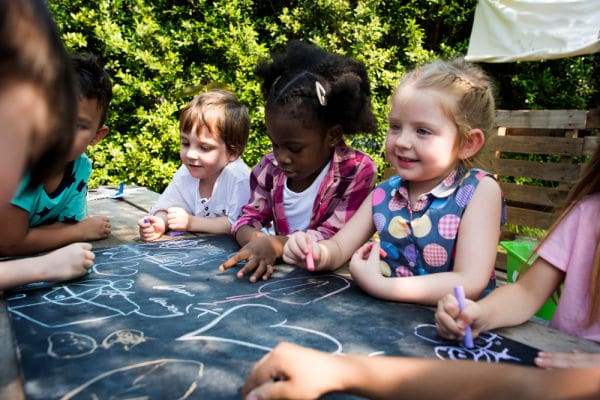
top-left (315, 81), bottom-right (327, 106)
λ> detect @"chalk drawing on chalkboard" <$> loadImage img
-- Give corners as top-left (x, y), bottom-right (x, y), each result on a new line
top-left (257, 275), bottom-right (351, 305)
top-left (91, 260), bottom-right (140, 277)
top-left (192, 275), bottom-right (351, 308)
top-left (153, 284), bottom-right (195, 297)
top-left (94, 239), bottom-right (237, 278)
top-left (60, 359), bottom-right (204, 400)
top-left (102, 329), bottom-right (148, 350)
top-left (414, 324), bottom-right (522, 363)
top-left (47, 329), bottom-right (149, 360)
top-left (48, 332), bottom-right (96, 359)
top-left (8, 278), bottom-right (184, 328)
top-left (178, 303), bottom-right (343, 354)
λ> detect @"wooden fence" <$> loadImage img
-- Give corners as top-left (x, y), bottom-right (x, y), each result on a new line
top-left (477, 109), bottom-right (600, 276)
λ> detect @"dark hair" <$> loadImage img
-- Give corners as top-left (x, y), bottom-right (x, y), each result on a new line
top-left (255, 40), bottom-right (377, 136)
top-left (72, 52), bottom-right (113, 127)
top-left (0, 0), bottom-right (77, 188)
top-left (179, 89), bottom-right (250, 156)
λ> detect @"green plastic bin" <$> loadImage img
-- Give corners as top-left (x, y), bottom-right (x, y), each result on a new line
top-left (500, 240), bottom-right (559, 321)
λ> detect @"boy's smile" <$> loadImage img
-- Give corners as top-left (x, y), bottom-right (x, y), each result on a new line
top-left (180, 124), bottom-right (235, 193)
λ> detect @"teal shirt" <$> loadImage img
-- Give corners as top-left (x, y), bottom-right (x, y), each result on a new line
top-left (11, 155), bottom-right (92, 226)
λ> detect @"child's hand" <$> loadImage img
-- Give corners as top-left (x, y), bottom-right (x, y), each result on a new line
top-left (348, 241), bottom-right (387, 296)
top-left (434, 293), bottom-right (482, 341)
top-left (242, 342), bottom-right (338, 400)
top-left (43, 243), bottom-right (95, 281)
top-left (535, 350), bottom-right (600, 369)
top-left (79, 216), bottom-right (111, 241)
top-left (283, 232), bottom-right (321, 270)
top-left (219, 237), bottom-right (280, 283)
top-left (137, 216), bottom-right (165, 242)
top-left (166, 206), bottom-right (191, 231)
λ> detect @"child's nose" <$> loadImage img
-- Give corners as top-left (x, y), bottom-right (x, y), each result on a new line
top-left (393, 132), bottom-right (412, 149)
top-left (185, 148), bottom-right (199, 159)
top-left (275, 150), bottom-right (292, 166)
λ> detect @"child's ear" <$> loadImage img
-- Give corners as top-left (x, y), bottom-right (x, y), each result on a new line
top-left (325, 124), bottom-right (343, 147)
top-left (458, 128), bottom-right (485, 160)
top-left (227, 148), bottom-right (242, 162)
top-left (90, 125), bottom-right (109, 146)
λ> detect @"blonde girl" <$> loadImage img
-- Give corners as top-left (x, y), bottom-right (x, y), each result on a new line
top-left (283, 58), bottom-right (505, 305)
top-left (436, 144), bottom-right (600, 368)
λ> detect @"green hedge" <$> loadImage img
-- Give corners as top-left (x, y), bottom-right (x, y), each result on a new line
top-left (48, 0), bottom-right (599, 193)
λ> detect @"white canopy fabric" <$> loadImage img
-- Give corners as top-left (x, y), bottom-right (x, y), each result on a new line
top-left (466, 0), bottom-right (600, 62)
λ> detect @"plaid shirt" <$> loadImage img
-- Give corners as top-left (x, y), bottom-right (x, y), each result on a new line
top-left (232, 141), bottom-right (376, 241)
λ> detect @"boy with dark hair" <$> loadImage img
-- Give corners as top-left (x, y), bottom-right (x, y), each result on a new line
top-left (0, 52), bottom-right (113, 256)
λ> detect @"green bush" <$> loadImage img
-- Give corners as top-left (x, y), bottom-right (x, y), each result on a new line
top-left (48, 0), bottom-right (598, 193)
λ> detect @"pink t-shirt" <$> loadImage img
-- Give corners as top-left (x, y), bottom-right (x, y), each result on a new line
top-left (537, 193), bottom-right (600, 342)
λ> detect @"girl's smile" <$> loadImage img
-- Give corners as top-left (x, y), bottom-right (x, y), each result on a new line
top-left (386, 85), bottom-right (462, 196)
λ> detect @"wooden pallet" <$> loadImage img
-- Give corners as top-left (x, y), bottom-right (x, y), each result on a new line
top-left (477, 109), bottom-right (600, 274)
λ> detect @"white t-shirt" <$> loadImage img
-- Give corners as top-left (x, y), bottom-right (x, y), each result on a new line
top-left (283, 162), bottom-right (330, 233)
top-left (150, 157), bottom-right (250, 224)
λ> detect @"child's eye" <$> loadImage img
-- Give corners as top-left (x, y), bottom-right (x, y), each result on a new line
top-left (288, 147), bottom-right (302, 154)
top-left (416, 128), bottom-right (432, 136)
top-left (388, 123), bottom-right (401, 132)
top-left (181, 141), bottom-right (190, 147)
top-left (200, 146), bottom-right (211, 151)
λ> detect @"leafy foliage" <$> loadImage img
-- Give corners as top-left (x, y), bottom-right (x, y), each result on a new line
top-left (48, 0), bottom-right (599, 192)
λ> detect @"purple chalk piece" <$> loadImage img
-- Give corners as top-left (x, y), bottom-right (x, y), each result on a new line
top-left (454, 285), bottom-right (474, 349)
top-left (168, 231), bottom-right (186, 237)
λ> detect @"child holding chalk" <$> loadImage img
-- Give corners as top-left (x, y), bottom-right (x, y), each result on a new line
top-left (0, 52), bottom-right (112, 256)
top-left (0, 0), bottom-right (95, 289)
top-left (284, 58), bottom-right (505, 305)
top-left (138, 89), bottom-right (251, 241)
top-left (436, 144), bottom-right (600, 369)
top-left (219, 41), bottom-right (377, 282)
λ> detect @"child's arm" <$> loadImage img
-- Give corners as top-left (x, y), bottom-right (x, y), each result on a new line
top-left (242, 342), bottom-right (600, 400)
top-left (0, 216), bottom-right (110, 256)
top-left (435, 256), bottom-right (564, 340)
top-left (0, 243), bottom-right (94, 290)
top-left (283, 197), bottom-right (376, 271)
top-left (0, 204), bottom-right (109, 256)
top-left (166, 206), bottom-right (232, 234)
top-left (350, 177), bottom-right (503, 305)
top-left (535, 351), bottom-right (600, 369)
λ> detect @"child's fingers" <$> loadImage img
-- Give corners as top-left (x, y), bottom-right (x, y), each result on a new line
top-left (253, 263), bottom-right (274, 282)
top-left (283, 235), bottom-right (307, 265)
top-left (219, 251), bottom-right (249, 272)
top-left (367, 241), bottom-right (381, 262)
top-left (434, 294), bottom-right (463, 339)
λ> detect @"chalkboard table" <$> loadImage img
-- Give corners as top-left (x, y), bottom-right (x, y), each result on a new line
top-left (1, 186), bottom-right (599, 399)
top-left (6, 235), bottom-right (541, 400)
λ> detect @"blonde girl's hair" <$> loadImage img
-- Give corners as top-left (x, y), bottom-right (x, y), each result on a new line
top-left (179, 89), bottom-right (250, 156)
top-left (393, 58), bottom-right (496, 164)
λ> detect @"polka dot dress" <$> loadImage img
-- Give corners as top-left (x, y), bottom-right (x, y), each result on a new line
top-left (372, 166), bottom-right (505, 294)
